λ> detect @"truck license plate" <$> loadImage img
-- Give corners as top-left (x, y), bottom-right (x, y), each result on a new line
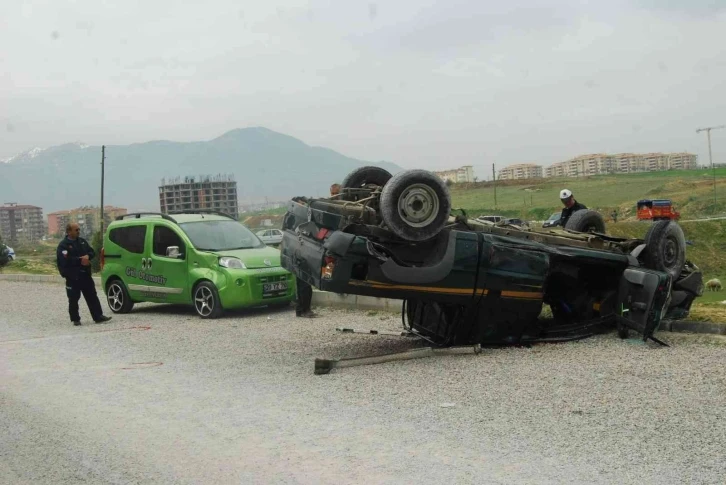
top-left (263, 282), bottom-right (287, 294)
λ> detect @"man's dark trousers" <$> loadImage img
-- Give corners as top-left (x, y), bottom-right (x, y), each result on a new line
top-left (66, 272), bottom-right (104, 322)
top-left (295, 277), bottom-right (313, 315)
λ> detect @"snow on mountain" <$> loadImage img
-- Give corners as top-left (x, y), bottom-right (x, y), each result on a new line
top-left (2, 146), bottom-right (47, 163)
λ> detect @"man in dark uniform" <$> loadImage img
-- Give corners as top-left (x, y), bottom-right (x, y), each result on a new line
top-left (295, 277), bottom-right (316, 318)
top-left (56, 222), bottom-right (112, 326)
top-left (555, 189), bottom-right (587, 228)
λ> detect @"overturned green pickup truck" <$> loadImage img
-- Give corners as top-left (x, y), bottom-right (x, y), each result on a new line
top-left (280, 167), bottom-right (704, 346)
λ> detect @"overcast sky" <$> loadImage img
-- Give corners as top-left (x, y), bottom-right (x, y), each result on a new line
top-left (1, 0), bottom-right (725, 177)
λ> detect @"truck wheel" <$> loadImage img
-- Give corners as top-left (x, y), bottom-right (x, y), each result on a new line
top-left (643, 220), bottom-right (686, 282)
top-left (342, 166), bottom-right (392, 190)
top-left (564, 209), bottom-right (606, 233)
top-left (193, 281), bottom-right (223, 319)
top-left (380, 169), bottom-right (451, 241)
top-left (106, 278), bottom-right (134, 314)
top-left (341, 166), bottom-right (393, 204)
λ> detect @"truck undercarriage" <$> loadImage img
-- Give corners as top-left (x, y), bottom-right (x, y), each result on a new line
top-left (281, 167), bottom-right (704, 347)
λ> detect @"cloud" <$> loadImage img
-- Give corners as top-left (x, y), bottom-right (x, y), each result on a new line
top-left (632, 0), bottom-right (726, 18)
top-left (0, 0), bottom-right (725, 172)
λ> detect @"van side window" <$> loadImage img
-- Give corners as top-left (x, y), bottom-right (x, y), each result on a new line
top-left (153, 226), bottom-right (185, 257)
top-left (109, 226), bottom-right (146, 254)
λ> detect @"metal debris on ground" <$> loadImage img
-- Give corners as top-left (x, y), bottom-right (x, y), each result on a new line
top-left (314, 344), bottom-right (482, 375)
top-left (335, 327), bottom-right (415, 337)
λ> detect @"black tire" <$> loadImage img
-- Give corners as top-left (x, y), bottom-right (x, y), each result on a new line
top-left (341, 166), bottom-right (392, 189)
top-left (379, 169), bottom-right (451, 241)
top-left (643, 220), bottom-right (686, 282)
top-left (105, 278), bottom-right (134, 314)
top-left (564, 209), bottom-right (606, 233)
top-left (193, 281), bottom-right (223, 319)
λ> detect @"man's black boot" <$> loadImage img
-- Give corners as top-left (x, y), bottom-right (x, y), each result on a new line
top-left (73, 320), bottom-right (81, 326)
top-left (94, 315), bottom-right (112, 324)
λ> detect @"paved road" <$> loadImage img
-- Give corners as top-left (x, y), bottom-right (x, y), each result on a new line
top-left (2, 281), bottom-right (725, 484)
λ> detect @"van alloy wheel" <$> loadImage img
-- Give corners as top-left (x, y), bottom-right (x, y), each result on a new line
top-left (107, 283), bottom-right (124, 312)
top-left (195, 286), bottom-right (214, 317)
top-left (105, 279), bottom-right (133, 313)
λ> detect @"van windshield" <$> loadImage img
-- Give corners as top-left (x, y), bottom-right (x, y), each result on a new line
top-left (179, 220), bottom-right (264, 251)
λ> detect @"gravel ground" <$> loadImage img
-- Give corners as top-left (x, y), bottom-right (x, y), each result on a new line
top-left (1, 280), bottom-right (725, 484)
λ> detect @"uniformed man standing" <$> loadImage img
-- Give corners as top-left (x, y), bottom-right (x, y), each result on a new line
top-left (56, 222), bottom-right (112, 326)
top-left (295, 278), bottom-right (317, 318)
top-left (555, 189), bottom-right (587, 227)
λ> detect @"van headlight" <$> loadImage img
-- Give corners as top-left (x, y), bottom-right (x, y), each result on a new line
top-left (219, 257), bottom-right (247, 269)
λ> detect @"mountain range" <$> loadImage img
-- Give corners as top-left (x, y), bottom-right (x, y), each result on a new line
top-left (0, 127), bottom-right (403, 214)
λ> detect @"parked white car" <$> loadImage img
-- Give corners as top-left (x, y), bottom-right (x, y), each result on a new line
top-left (256, 229), bottom-right (283, 246)
top-left (5, 246), bottom-right (14, 260)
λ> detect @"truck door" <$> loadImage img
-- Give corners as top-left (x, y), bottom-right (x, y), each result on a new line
top-left (617, 267), bottom-right (671, 341)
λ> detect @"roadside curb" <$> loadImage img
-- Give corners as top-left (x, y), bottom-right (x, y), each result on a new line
top-left (0, 273), bottom-right (73, 284)
top-left (660, 319), bottom-right (726, 336)
top-left (311, 290), bottom-right (402, 313)
top-left (2, 274), bottom-right (723, 335)
top-left (0, 273), bottom-right (403, 313)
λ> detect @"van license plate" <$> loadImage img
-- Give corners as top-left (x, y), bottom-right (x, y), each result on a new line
top-left (263, 282), bottom-right (287, 293)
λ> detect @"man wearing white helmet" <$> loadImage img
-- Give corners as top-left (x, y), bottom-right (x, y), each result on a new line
top-left (554, 188), bottom-right (587, 227)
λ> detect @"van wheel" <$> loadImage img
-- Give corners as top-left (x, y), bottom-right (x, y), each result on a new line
top-left (193, 281), bottom-right (223, 319)
top-left (106, 279), bottom-right (134, 314)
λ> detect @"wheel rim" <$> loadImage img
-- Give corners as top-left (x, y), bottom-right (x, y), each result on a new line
top-left (195, 286), bottom-right (214, 316)
top-left (107, 283), bottom-right (124, 312)
top-left (397, 183), bottom-right (440, 228)
top-left (663, 237), bottom-right (678, 268)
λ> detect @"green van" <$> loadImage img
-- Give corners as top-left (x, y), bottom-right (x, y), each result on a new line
top-left (100, 211), bottom-right (296, 318)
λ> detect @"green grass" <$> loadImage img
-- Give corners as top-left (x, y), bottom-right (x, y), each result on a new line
top-left (2, 257), bottom-right (57, 275)
top-left (451, 167), bottom-right (726, 221)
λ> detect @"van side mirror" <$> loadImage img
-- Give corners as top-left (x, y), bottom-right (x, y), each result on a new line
top-left (166, 246), bottom-right (181, 258)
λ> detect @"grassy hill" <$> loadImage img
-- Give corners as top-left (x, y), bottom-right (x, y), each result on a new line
top-left (450, 167), bottom-right (726, 221)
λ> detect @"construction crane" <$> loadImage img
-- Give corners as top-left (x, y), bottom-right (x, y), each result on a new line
top-left (696, 124), bottom-right (725, 210)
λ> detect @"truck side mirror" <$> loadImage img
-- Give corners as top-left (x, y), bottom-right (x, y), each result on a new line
top-left (166, 246), bottom-right (181, 258)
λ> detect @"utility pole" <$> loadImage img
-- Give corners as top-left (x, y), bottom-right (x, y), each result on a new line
top-left (696, 125), bottom-right (724, 212)
top-left (492, 163), bottom-right (497, 209)
top-left (100, 145), bottom-right (105, 237)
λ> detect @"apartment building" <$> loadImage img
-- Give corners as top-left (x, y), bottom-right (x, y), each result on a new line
top-left (47, 206), bottom-right (128, 238)
top-left (498, 163), bottom-right (543, 180)
top-left (546, 152), bottom-right (698, 177)
top-left (0, 203), bottom-right (45, 244)
top-left (614, 153), bottom-right (645, 173)
top-left (666, 152), bottom-right (698, 170)
top-left (434, 166), bottom-right (476, 183)
top-left (159, 174), bottom-right (239, 219)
